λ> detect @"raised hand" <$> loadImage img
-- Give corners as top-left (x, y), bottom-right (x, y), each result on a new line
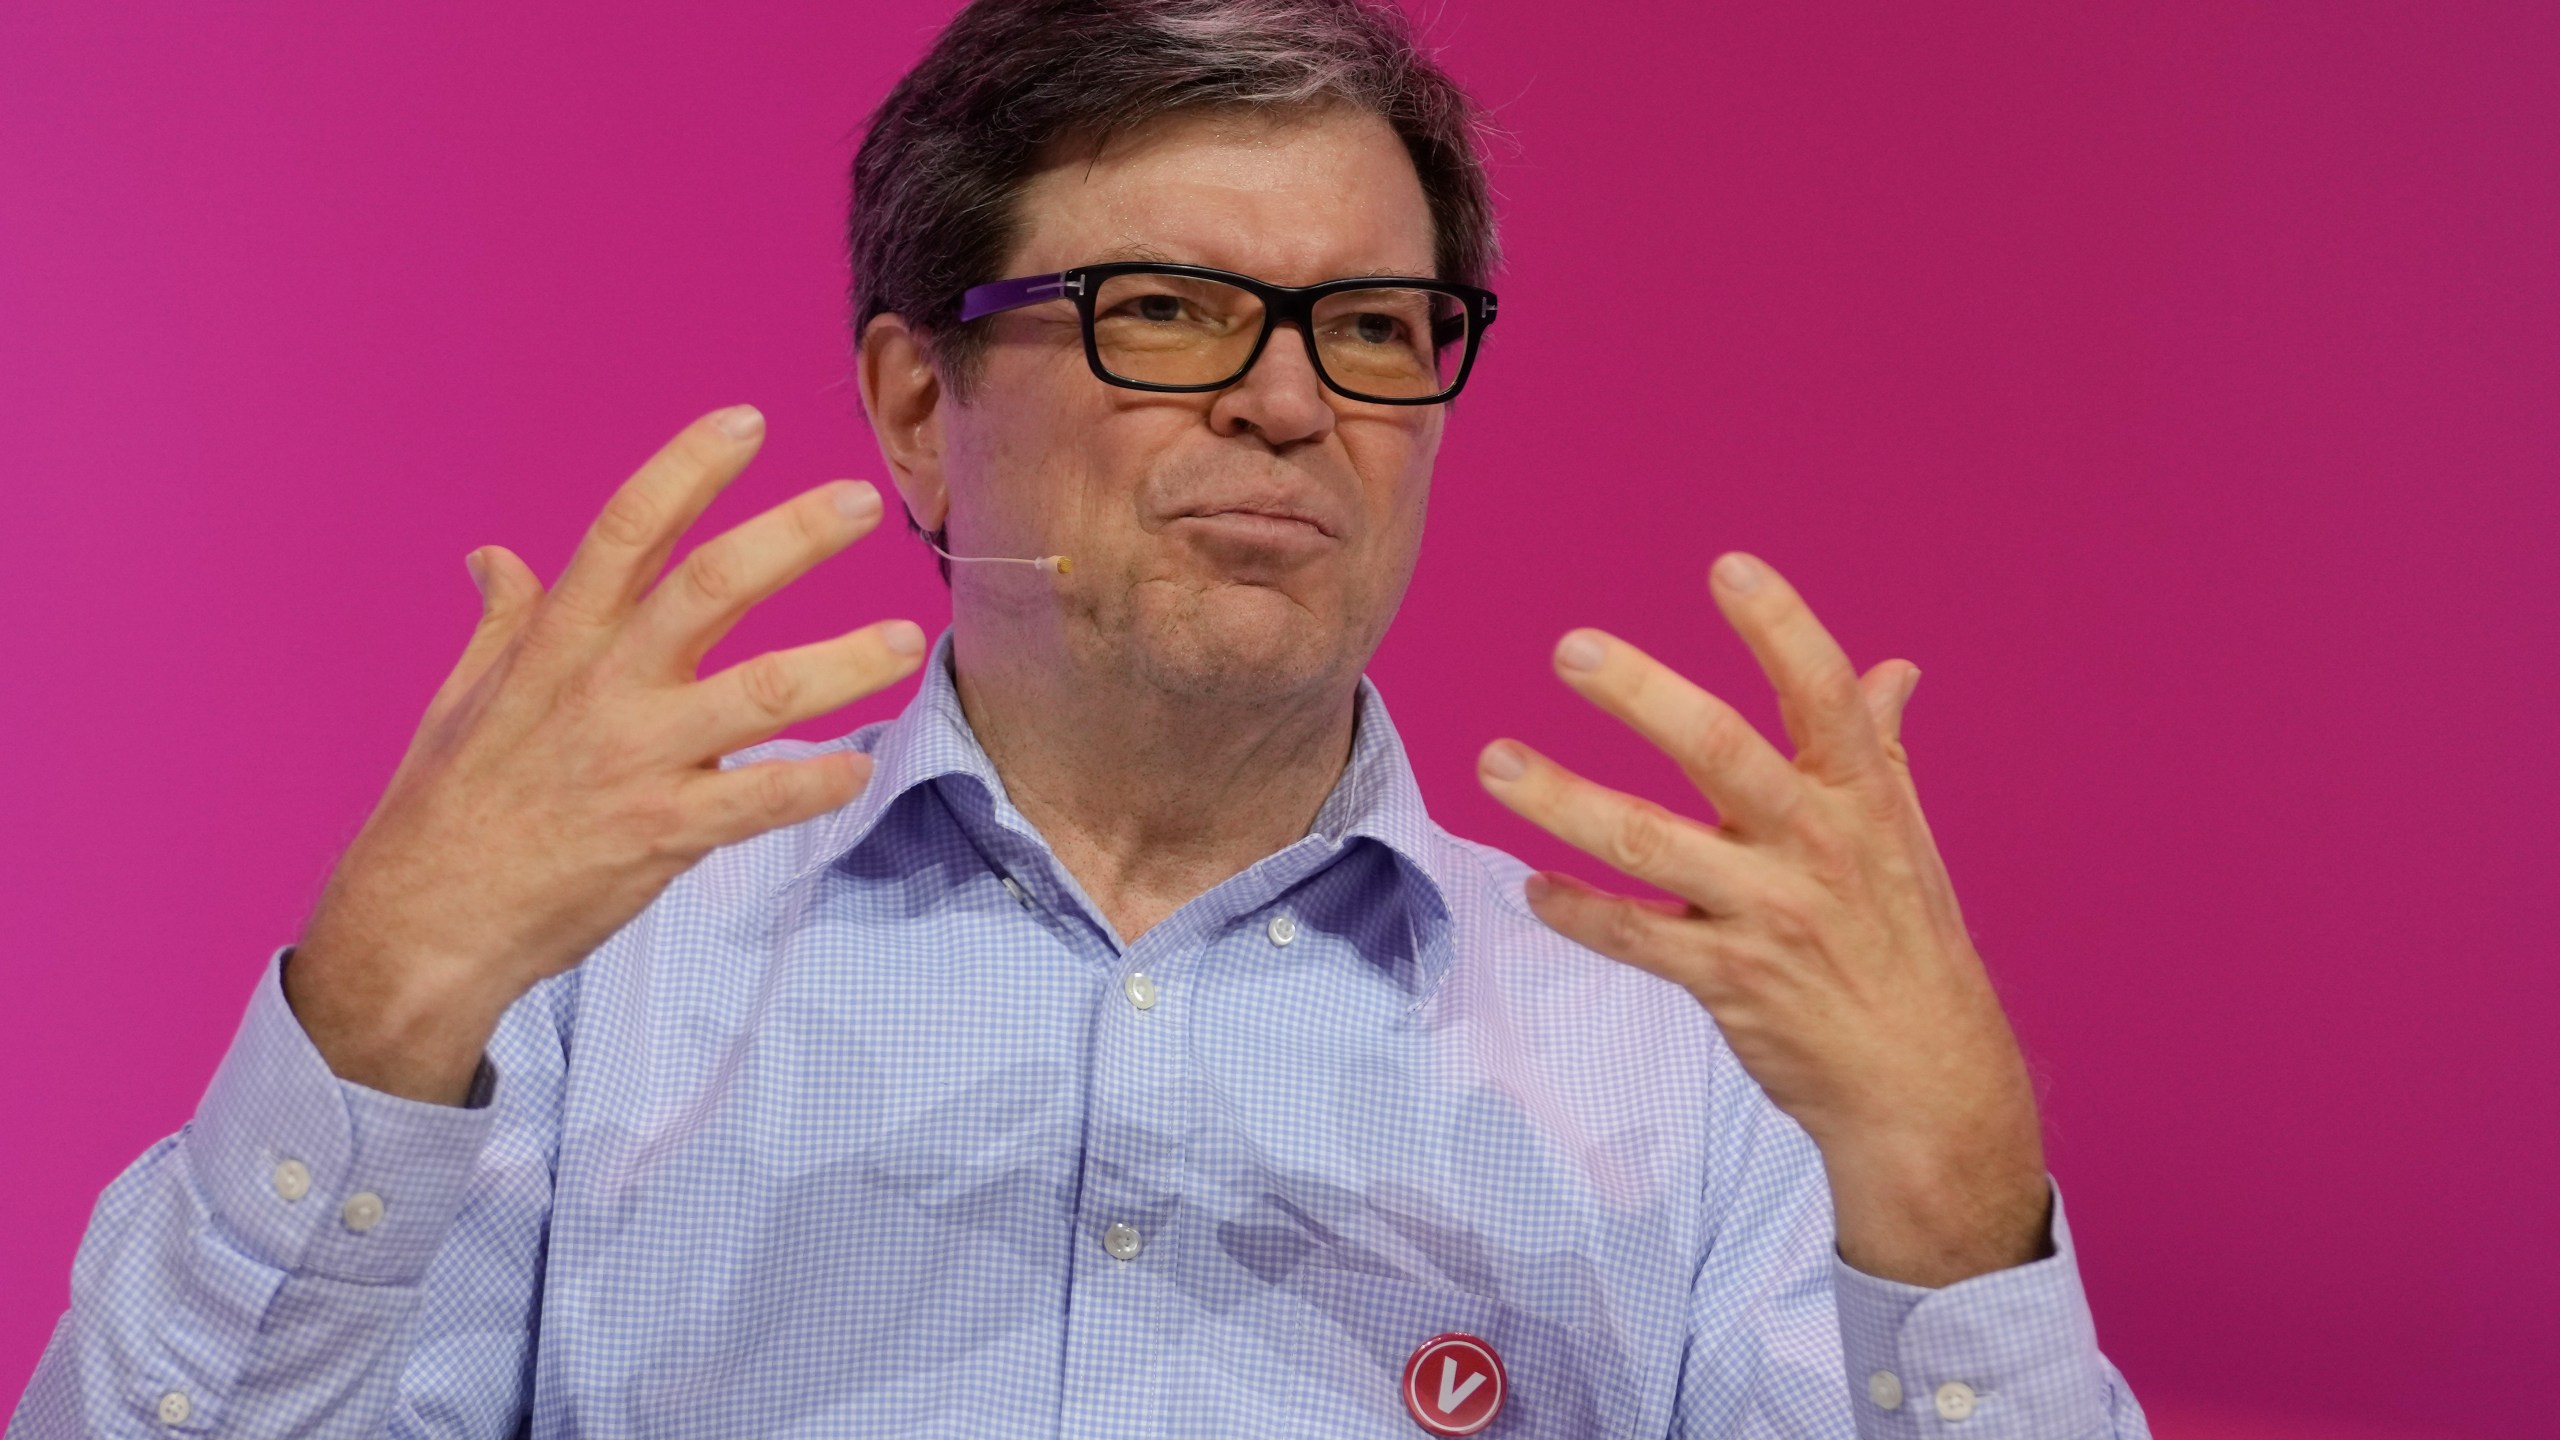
top-left (285, 406), bottom-right (925, 1104)
top-left (1476, 551), bottom-right (2049, 1287)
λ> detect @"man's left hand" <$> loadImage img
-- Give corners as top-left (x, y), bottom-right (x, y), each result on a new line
top-left (1477, 551), bottom-right (2050, 1288)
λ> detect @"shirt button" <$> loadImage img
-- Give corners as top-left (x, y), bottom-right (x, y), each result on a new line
top-left (270, 1158), bottom-right (311, 1203)
top-left (1000, 875), bottom-right (1030, 909)
top-left (1122, 972), bottom-right (1159, 1010)
top-left (1101, 1222), bottom-right (1145, 1261)
top-left (1934, 1380), bottom-right (1978, 1421)
top-left (1866, 1369), bottom-right (1903, 1410)
top-left (1266, 914), bottom-right (1297, 946)
top-left (341, 1191), bottom-right (386, 1233)
top-left (156, 1390), bottom-right (191, 1425)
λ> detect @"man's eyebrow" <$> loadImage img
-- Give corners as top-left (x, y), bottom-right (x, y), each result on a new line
top-left (1085, 242), bottom-right (1180, 265)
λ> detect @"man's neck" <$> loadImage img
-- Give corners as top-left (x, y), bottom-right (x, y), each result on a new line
top-left (948, 630), bottom-right (1359, 946)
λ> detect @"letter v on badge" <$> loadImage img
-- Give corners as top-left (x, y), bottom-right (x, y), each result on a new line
top-left (1400, 1333), bottom-right (1506, 1436)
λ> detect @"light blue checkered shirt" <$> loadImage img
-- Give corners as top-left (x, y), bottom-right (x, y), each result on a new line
top-left (14, 633), bottom-right (2146, 1439)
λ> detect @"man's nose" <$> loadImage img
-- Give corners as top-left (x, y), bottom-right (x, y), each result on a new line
top-left (1208, 322), bottom-right (1337, 445)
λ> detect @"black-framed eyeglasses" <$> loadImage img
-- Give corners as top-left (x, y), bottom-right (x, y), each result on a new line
top-left (958, 262), bottom-right (1498, 406)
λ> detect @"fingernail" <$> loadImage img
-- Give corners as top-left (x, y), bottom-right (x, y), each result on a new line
top-left (1713, 553), bottom-right (1761, 593)
top-left (834, 481), bottom-right (881, 521)
top-left (1555, 631), bottom-right (1606, 672)
top-left (1902, 666), bottom-right (1923, 703)
top-left (1523, 872), bottom-right (1556, 903)
top-left (714, 404), bottom-right (765, 440)
top-left (463, 549), bottom-right (487, 593)
top-left (1479, 741), bottom-right (1527, 782)
top-left (881, 620), bottom-right (926, 655)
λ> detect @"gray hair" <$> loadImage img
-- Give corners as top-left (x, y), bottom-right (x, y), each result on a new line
top-left (848, 0), bottom-right (1502, 394)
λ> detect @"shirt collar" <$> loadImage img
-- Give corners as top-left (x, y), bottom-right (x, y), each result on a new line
top-left (771, 627), bottom-right (1455, 935)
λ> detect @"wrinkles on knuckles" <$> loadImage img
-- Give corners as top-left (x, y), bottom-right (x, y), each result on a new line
top-left (549, 653), bottom-right (623, 722)
top-left (684, 752), bottom-right (865, 849)
top-left (736, 651), bottom-right (804, 721)
top-left (1676, 700), bottom-right (1761, 781)
top-left (1534, 878), bottom-right (1701, 984)
top-left (677, 624), bottom-right (922, 758)
top-left (1621, 665), bottom-right (1730, 768)
top-left (1604, 799), bottom-right (1684, 877)
top-left (1592, 894), bottom-right (1685, 973)
top-left (1493, 749), bottom-right (1723, 898)
top-left (642, 487), bottom-right (874, 650)
top-left (626, 790), bottom-right (702, 866)
top-left (680, 544), bottom-right (750, 608)
top-left (753, 758), bottom-right (812, 822)
top-left (571, 724), bottom-right (660, 791)
top-left (1797, 659), bottom-right (1867, 729)
top-left (1748, 882), bottom-right (1827, 953)
top-left (591, 488), bottom-right (666, 551)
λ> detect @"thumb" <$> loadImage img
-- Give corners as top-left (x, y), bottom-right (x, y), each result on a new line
top-left (465, 545), bottom-right (542, 620)
top-left (1859, 660), bottom-right (1921, 761)
top-left (438, 545), bottom-right (543, 701)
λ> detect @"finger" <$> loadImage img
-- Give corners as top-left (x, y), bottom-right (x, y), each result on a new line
top-left (1517, 869), bottom-right (1721, 990)
top-left (1477, 738), bottom-right (1771, 913)
top-left (1549, 628), bottom-right (1805, 833)
top-left (433, 545), bottom-right (543, 707)
top-left (1707, 552), bottom-right (1886, 782)
top-left (1859, 660), bottom-right (1920, 758)
top-left (546, 406), bottom-right (768, 628)
top-left (622, 480), bottom-right (886, 674)
top-left (673, 749), bottom-right (875, 853)
top-left (1859, 660), bottom-right (1925, 818)
top-left (667, 619), bottom-right (929, 760)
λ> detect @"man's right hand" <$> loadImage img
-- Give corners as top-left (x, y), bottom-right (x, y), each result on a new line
top-left (283, 405), bottom-right (925, 1104)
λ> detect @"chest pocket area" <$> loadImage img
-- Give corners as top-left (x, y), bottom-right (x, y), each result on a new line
top-left (1284, 1267), bottom-right (1641, 1439)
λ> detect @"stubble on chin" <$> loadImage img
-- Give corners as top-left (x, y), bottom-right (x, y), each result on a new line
top-left (1104, 575), bottom-right (1360, 711)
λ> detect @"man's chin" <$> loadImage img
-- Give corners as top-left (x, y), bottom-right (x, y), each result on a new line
top-left (1121, 581), bottom-right (1353, 707)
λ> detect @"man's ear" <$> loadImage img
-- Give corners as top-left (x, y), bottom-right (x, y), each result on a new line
top-left (857, 312), bottom-right (950, 533)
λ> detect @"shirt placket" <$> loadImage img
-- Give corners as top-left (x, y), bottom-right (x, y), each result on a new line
top-left (1048, 840), bottom-right (1335, 1440)
top-left (1051, 904), bottom-right (1196, 1440)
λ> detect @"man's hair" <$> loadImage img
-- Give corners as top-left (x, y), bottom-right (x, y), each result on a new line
top-left (848, 0), bottom-right (1502, 395)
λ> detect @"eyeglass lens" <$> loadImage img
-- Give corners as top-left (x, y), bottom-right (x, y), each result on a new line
top-left (1090, 272), bottom-right (1469, 400)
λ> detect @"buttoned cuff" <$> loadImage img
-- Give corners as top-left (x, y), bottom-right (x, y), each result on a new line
top-left (185, 946), bottom-right (502, 1286)
top-left (1832, 1181), bottom-right (2113, 1439)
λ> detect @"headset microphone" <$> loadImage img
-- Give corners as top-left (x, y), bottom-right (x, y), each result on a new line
top-left (928, 541), bottom-right (1072, 575)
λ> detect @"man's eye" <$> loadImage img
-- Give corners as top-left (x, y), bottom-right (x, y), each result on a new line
top-left (1132, 294), bottom-right (1183, 322)
top-left (1350, 312), bottom-right (1405, 345)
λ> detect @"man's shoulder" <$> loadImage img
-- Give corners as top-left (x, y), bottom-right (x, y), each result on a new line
top-left (696, 719), bottom-right (902, 885)
top-left (1408, 820), bottom-right (1706, 1016)
top-left (1400, 818), bottom-right (1751, 1161)
top-left (1403, 820), bottom-right (1568, 942)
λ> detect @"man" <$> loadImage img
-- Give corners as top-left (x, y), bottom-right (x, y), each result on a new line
top-left (13, 0), bottom-right (2148, 1435)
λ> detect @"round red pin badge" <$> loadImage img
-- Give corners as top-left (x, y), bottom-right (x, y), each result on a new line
top-left (1401, 1332), bottom-right (1506, 1436)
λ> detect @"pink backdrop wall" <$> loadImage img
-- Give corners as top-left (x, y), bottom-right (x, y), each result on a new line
top-left (3, 3), bottom-right (2552, 1435)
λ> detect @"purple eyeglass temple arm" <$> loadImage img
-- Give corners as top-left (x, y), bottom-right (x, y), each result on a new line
top-left (958, 271), bottom-right (1082, 323)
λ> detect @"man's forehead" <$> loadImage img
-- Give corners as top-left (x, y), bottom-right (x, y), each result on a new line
top-left (1076, 239), bottom-right (1424, 282)
top-left (1007, 106), bottom-right (1436, 279)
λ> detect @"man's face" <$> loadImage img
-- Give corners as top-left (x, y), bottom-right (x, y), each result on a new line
top-left (933, 103), bottom-right (1445, 705)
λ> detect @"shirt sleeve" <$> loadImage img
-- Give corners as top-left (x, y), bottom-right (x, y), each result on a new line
top-left (1830, 1184), bottom-right (2149, 1438)
top-left (8, 947), bottom-right (571, 1440)
top-left (1668, 1047), bottom-right (2150, 1440)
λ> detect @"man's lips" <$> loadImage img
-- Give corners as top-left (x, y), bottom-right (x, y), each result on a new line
top-left (1169, 505), bottom-right (1339, 542)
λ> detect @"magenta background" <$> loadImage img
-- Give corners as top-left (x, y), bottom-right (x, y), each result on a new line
top-left (3, 2), bottom-right (2553, 1435)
